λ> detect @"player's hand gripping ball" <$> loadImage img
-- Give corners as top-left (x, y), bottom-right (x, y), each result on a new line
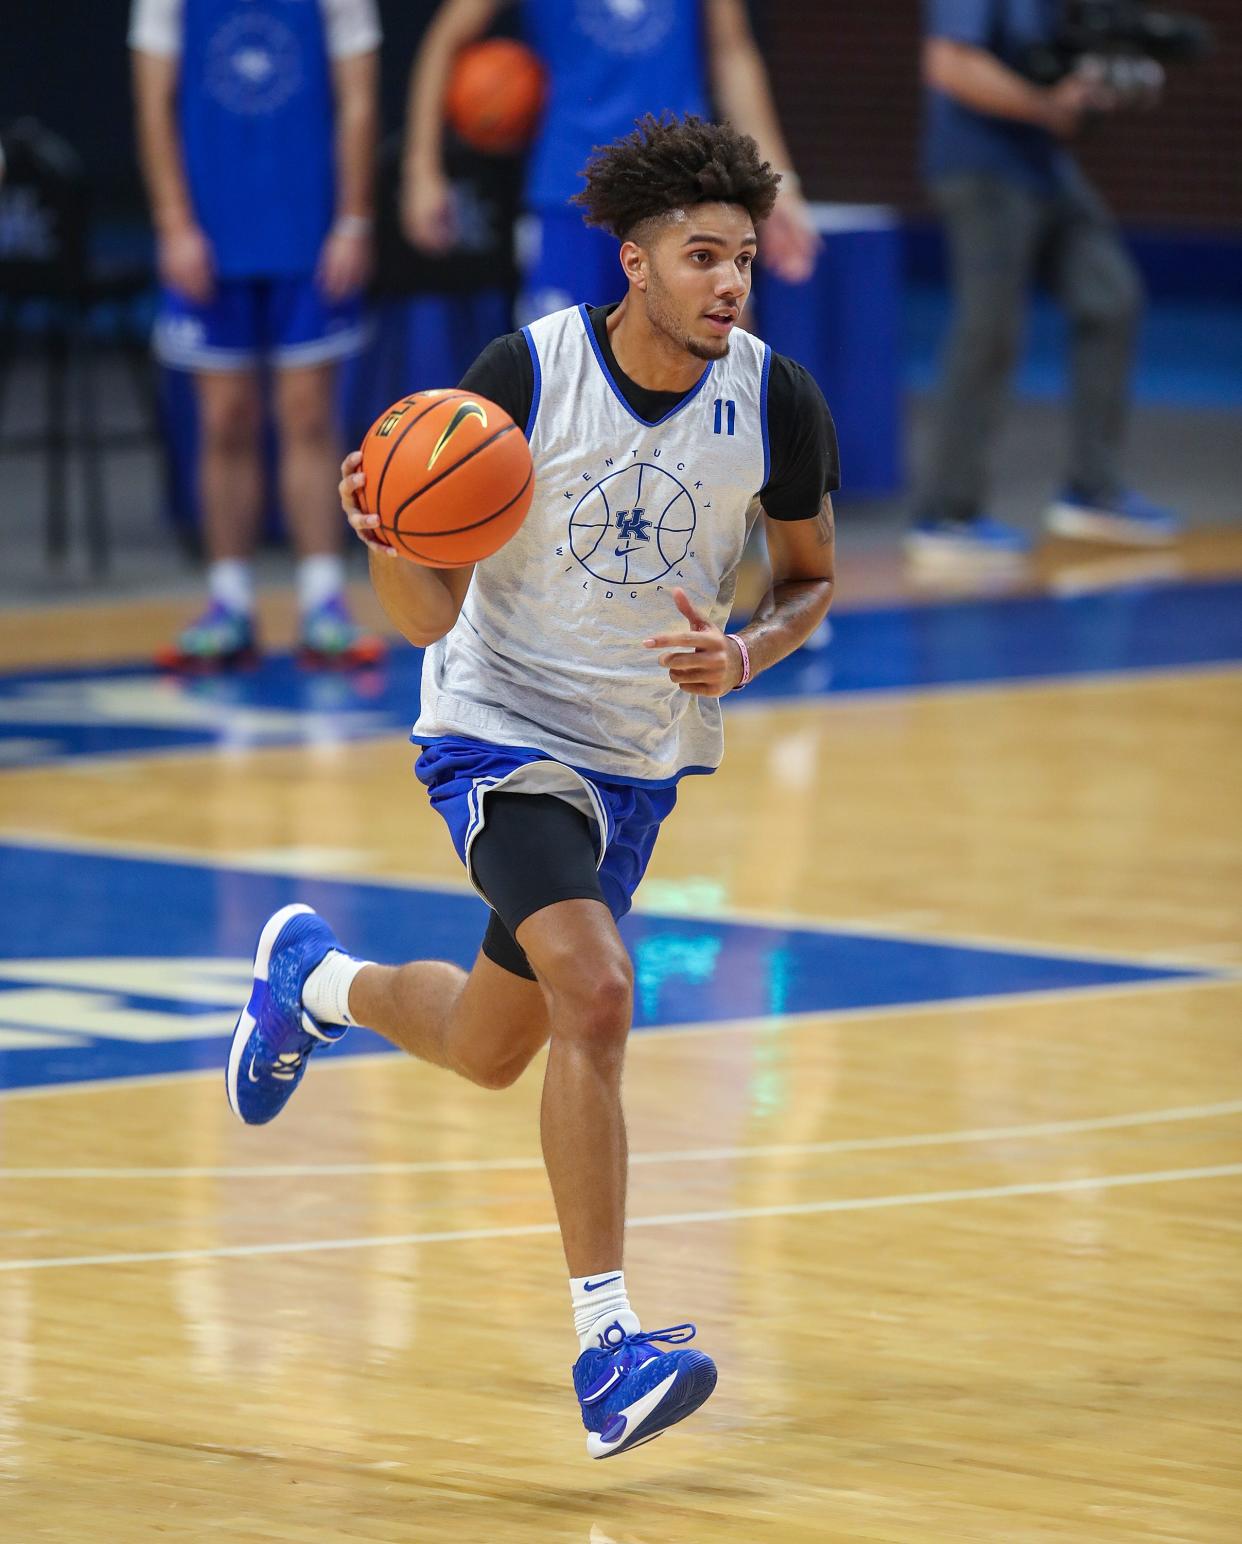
top-left (356, 391), bottom-right (535, 568)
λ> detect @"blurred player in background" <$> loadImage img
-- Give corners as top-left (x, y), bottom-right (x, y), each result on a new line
top-left (908, 0), bottom-right (1182, 571)
top-left (227, 114), bottom-right (838, 1460)
top-left (130, 0), bottom-right (385, 667)
top-left (402, 0), bottom-right (819, 315)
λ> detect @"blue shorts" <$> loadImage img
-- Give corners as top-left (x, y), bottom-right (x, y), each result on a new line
top-left (414, 737), bottom-right (677, 922)
top-left (517, 207), bottom-right (627, 323)
top-left (153, 275), bottom-right (370, 373)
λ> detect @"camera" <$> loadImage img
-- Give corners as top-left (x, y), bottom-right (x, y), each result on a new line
top-left (1021, 0), bottom-right (1214, 105)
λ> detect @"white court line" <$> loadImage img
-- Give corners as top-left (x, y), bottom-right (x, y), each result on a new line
top-left (1, 972), bottom-right (1235, 1105)
top-left (2, 1162), bottom-right (1240, 1274)
top-left (724, 657), bottom-right (1242, 714)
top-left (2, 1096), bottom-right (1239, 1181)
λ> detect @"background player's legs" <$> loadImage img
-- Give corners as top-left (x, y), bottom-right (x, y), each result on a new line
top-left (272, 359), bottom-right (382, 656)
top-left (272, 361), bottom-right (344, 560)
top-left (915, 175), bottom-right (1043, 524)
top-left (348, 949), bottom-right (550, 1090)
top-left (196, 368), bottom-right (264, 563)
top-left (1047, 176), bottom-right (1142, 502)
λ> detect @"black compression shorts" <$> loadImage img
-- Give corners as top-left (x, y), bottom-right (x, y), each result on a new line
top-left (470, 792), bottom-right (606, 980)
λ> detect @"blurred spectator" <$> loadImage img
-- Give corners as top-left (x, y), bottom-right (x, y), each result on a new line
top-left (908, 0), bottom-right (1181, 572)
top-left (401, 0), bottom-right (818, 319)
top-left (130, 0), bottom-right (385, 668)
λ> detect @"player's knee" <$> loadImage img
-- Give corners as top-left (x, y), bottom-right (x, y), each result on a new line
top-left (461, 1045), bottom-right (537, 1091)
top-left (275, 378), bottom-right (333, 446)
top-left (200, 391), bottom-right (260, 454)
top-left (545, 952), bottom-right (633, 1053)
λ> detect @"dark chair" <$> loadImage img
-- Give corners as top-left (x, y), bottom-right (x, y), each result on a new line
top-left (0, 119), bottom-right (164, 574)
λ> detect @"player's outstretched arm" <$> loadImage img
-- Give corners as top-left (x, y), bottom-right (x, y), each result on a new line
top-left (338, 451), bottom-right (473, 646)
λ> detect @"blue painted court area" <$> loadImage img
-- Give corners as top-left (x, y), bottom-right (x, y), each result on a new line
top-left (0, 580), bottom-right (1239, 768)
top-left (0, 843), bottom-right (1216, 1094)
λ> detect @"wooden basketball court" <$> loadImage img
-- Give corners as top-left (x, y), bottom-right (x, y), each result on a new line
top-left (1, 533), bottom-right (1239, 1542)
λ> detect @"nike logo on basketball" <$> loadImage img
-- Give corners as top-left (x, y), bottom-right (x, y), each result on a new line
top-left (427, 401), bottom-right (488, 469)
top-left (584, 1274), bottom-right (622, 1292)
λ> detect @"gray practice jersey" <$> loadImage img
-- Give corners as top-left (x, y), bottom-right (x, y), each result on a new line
top-left (413, 304), bottom-right (772, 784)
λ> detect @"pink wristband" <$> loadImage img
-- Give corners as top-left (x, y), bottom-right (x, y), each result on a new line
top-left (729, 634), bottom-right (751, 689)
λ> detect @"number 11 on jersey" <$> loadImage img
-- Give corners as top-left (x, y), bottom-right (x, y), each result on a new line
top-left (713, 398), bottom-right (736, 436)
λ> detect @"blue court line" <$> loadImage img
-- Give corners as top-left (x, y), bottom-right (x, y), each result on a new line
top-left (0, 579), bottom-right (1238, 769)
top-left (0, 843), bottom-right (1217, 1094)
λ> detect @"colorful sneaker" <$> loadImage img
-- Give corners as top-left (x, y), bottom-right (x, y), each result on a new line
top-left (904, 515), bottom-right (1032, 569)
top-left (226, 903), bottom-right (348, 1125)
top-left (298, 594), bottom-right (386, 668)
top-left (1045, 488), bottom-right (1182, 546)
top-left (155, 601), bottom-right (257, 672)
top-left (573, 1321), bottom-right (717, 1459)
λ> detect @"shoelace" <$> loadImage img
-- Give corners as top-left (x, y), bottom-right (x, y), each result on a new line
top-left (269, 1048), bottom-right (308, 1083)
top-left (579, 1324), bottom-right (698, 1407)
top-left (620, 1324), bottom-right (697, 1348)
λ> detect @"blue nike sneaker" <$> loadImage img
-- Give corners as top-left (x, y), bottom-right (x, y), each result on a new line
top-left (225, 904), bottom-right (348, 1125)
top-left (573, 1320), bottom-right (717, 1459)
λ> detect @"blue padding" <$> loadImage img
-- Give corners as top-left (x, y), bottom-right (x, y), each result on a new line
top-left (754, 216), bottom-right (903, 496)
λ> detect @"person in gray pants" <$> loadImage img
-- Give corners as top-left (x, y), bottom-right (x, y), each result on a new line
top-left (910, 0), bottom-right (1181, 568)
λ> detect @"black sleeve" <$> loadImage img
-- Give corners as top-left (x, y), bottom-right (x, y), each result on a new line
top-left (457, 331), bottom-right (535, 431)
top-left (760, 354), bottom-right (841, 520)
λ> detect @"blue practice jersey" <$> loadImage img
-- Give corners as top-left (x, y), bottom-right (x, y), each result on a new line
top-left (178, 0), bottom-right (336, 277)
top-left (520, 0), bottom-right (710, 209)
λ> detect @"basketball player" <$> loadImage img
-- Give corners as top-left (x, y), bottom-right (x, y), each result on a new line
top-left (403, 0), bottom-right (819, 314)
top-left (228, 115), bottom-right (838, 1458)
top-left (130, 0), bottom-right (385, 668)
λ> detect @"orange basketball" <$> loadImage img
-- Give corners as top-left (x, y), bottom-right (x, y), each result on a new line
top-left (357, 390), bottom-right (534, 568)
top-left (445, 39), bottom-right (547, 156)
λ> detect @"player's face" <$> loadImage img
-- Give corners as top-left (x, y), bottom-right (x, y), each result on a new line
top-left (642, 204), bottom-right (757, 361)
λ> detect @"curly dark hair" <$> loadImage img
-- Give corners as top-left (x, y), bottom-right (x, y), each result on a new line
top-left (571, 114), bottom-right (781, 241)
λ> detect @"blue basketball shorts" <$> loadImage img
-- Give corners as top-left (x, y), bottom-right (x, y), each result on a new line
top-left (413, 736), bottom-right (678, 923)
top-left (517, 207), bottom-right (627, 323)
top-left (153, 275), bottom-right (369, 373)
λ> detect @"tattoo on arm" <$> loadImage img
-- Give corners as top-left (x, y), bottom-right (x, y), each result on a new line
top-left (815, 494), bottom-right (835, 546)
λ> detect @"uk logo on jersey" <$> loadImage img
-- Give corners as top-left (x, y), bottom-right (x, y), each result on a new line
top-left (613, 508), bottom-right (653, 556)
top-left (575, 0), bottom-right (675, 55)
top-left (566, 459), bottom-right (697, 586)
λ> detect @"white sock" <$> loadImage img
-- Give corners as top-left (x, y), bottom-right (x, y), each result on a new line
top-left (302, 949), bottom-right (370, 1027)
top-left (208, 559), bottom-right (254, 615)
top-left (297, 553), bottom-right (345, 615)
top-left (571, 1272), bottom-right (639, 1353)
